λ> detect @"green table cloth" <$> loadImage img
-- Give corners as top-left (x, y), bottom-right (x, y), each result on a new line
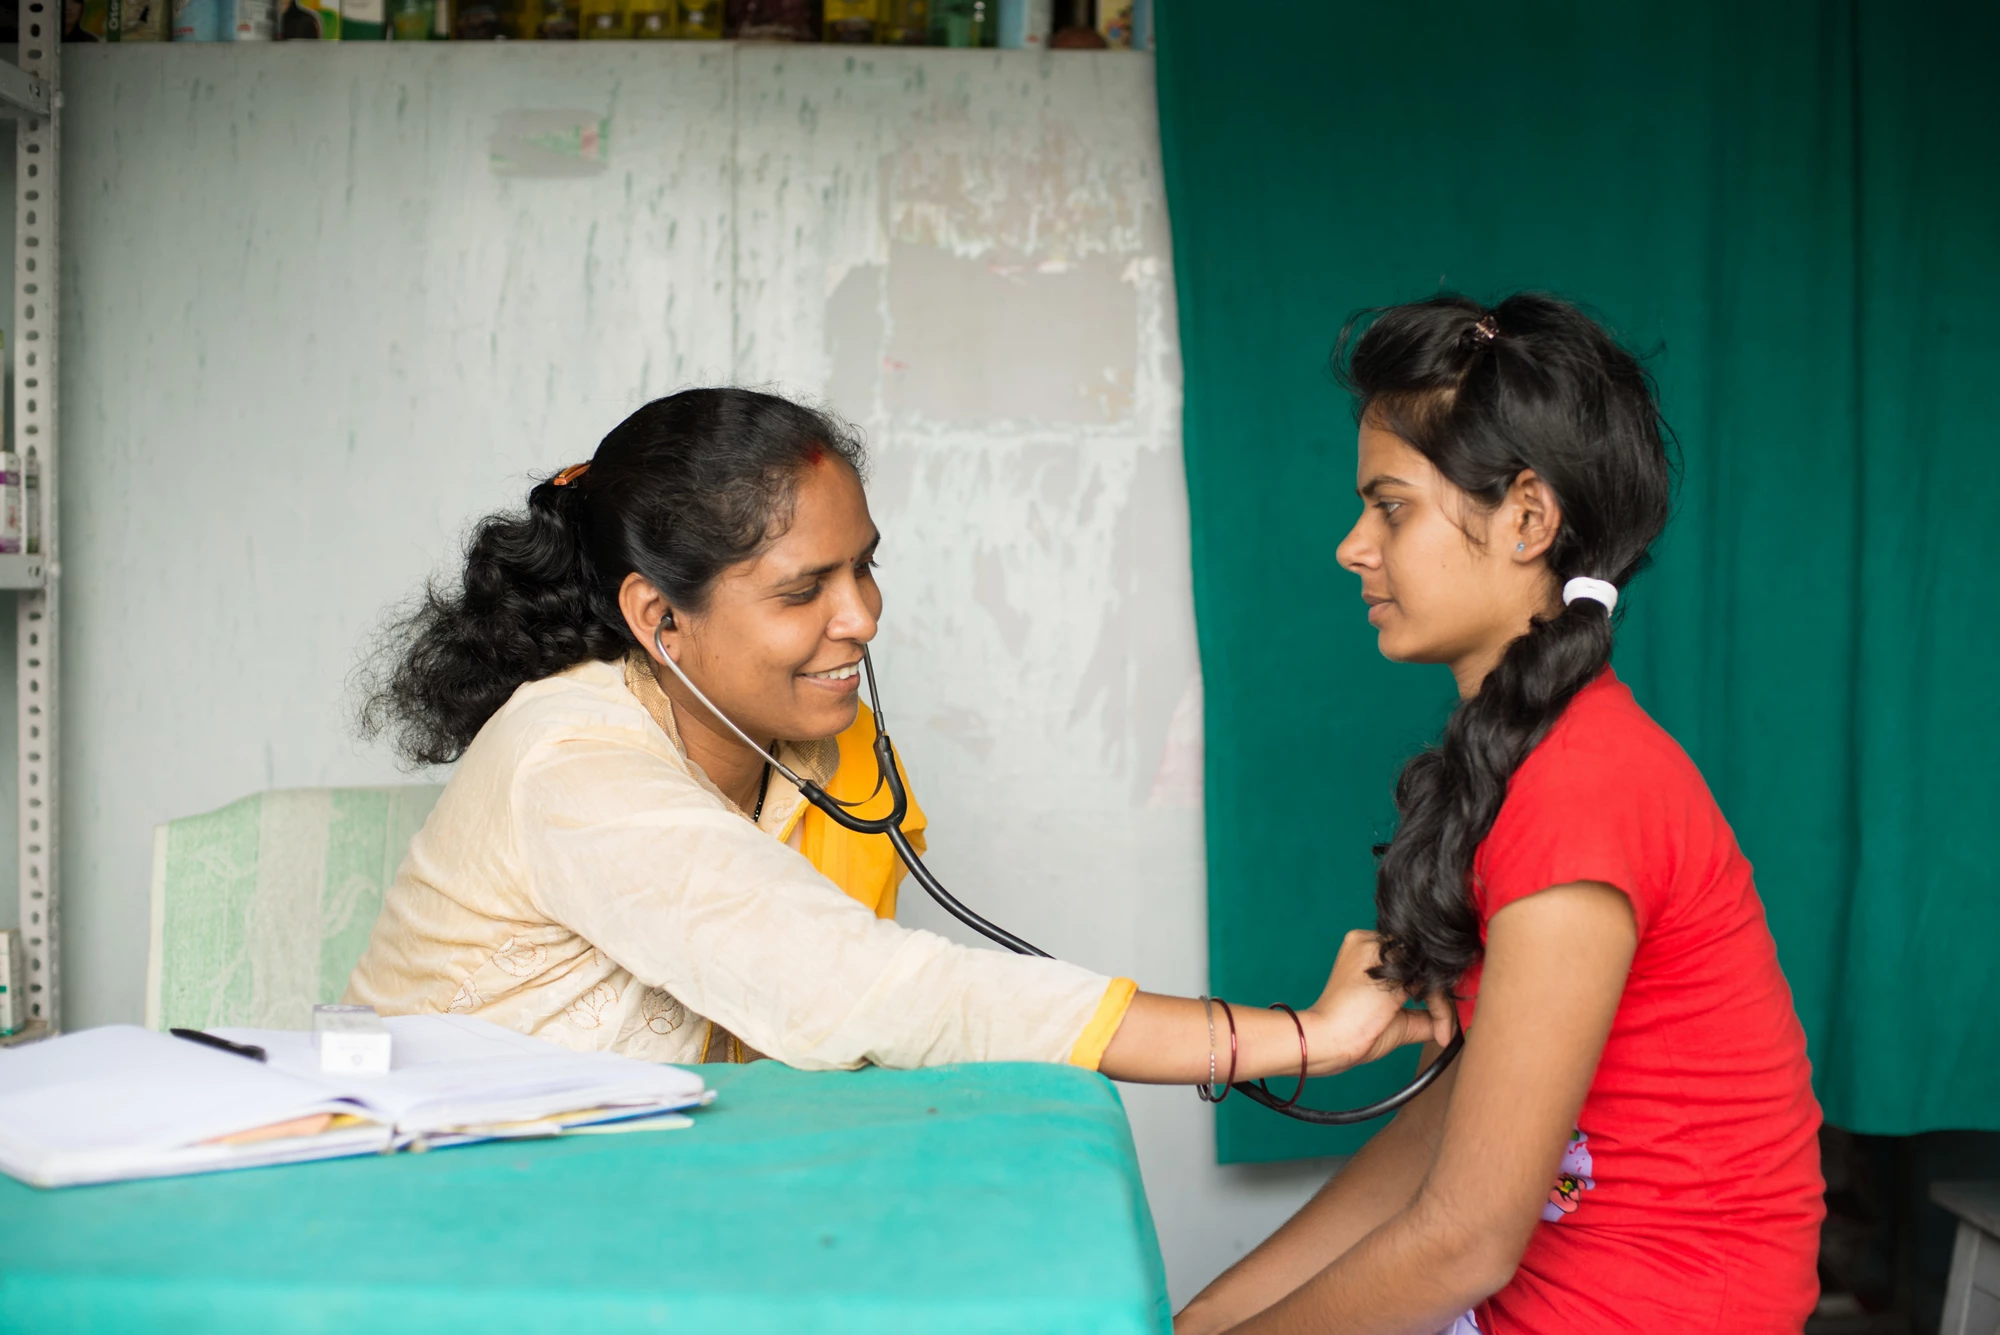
top-left (0, 1061), bottom-right (1170, 1334)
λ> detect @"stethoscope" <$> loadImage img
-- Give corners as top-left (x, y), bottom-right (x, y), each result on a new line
top-left (653, 626), bottom-right (1463, 1124)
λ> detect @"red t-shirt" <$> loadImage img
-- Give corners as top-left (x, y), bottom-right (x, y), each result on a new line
top-left (1456, 669), bottom-right (1823, 1334)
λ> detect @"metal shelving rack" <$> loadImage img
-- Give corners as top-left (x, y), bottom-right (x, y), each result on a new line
top-left (0, 16), bottom-right (57, 1044)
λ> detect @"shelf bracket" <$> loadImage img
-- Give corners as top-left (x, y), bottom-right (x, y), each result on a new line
top-left (12, 9), bottom-right (60, 1032)
top-left (0, 63), bottom-right (49, 121)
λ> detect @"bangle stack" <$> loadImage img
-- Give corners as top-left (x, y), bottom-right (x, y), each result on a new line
top-left (1194, 997), bottom-right (1307, 1108)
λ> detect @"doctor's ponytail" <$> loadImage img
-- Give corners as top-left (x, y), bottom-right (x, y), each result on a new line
top-left (1334, 294), bottom-right (1675, 998)
top-left (360, 388), bottom-right (865, 767)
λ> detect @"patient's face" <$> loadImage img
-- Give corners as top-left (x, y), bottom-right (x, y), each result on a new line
top-left (1335, 421), bottom-right (1529, 674)
top-left (674, 458), bottom-right (883, 743)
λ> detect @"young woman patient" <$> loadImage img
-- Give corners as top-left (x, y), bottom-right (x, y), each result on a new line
top-left (346, 388), bottom-right (1449, 1087)
top-left (1175, 296), bottom-right (1823, 1334)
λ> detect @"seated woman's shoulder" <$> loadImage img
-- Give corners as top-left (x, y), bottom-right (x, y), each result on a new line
top-left (467, 658), bottom-right (662, 760)
top-left (1531, 677), bottom-right (1713, 811)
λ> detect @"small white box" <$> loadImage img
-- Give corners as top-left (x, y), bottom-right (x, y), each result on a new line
top-left (313, 1004), bottom-right (393, 1075)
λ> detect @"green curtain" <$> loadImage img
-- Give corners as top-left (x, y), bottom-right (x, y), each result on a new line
top-left (1157, 0), bottom-right (2000, 1163)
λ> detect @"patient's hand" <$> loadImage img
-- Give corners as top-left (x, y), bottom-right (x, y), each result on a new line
top-left (1302, 930), bottom-right (1455, 1074)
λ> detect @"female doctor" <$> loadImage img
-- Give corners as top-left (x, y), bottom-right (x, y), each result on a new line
top-left (347, 388), bottom-right (1450, 1085)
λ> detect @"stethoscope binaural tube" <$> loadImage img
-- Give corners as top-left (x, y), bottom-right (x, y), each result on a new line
top-left (647, 627), bottom-right (1461, 1120)
top-left (650, 630), bottom-right (1051, 957)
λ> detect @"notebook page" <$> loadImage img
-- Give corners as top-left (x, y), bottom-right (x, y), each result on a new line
top-left (0, 1026), bottom-right (376, 1186)
top-left (211, 1015), bottom-right (707, 1135)
top-left (5, 1120), bottom-right (395, 1189)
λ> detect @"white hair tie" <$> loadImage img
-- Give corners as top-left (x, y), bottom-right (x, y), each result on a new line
top-left (1562, 577), bottom-right (1619, 613)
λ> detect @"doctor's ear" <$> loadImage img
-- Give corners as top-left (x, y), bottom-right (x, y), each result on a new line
top-left (618, 572), bottom-right (682, 660)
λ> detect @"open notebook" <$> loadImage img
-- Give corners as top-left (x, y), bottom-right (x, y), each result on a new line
top-left (0, 1015), bottom-right (710, 1188)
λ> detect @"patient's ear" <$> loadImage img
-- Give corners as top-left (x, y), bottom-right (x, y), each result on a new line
top-left (619, 573), bottom-right (681, 661)
top-left (1507, 469), bottom-right (1564, 563)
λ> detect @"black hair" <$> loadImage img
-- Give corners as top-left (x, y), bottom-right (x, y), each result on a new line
top-left (1334, 293), bottom-right (1675, 998)
top-left (361, 387), bottom-right (867, 767)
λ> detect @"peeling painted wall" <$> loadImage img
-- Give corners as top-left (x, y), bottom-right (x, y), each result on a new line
top-left (51, 43), bottom-right (1328, 1301)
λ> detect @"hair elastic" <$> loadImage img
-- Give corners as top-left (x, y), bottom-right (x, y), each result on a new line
top-left (552, 463), bottom-right (591, 487)
top-left (1562, 577), bottom-right (1619, 613)
top-left (1472, 315), bottom-right (1500, 344)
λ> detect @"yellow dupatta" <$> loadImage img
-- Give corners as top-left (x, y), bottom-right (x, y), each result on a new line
top-left (778, 702), bottom-right (927, 919)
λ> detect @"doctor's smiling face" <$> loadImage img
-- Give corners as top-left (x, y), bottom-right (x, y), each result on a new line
top-left (635, 454), bottom-right (883, 747)
top-left (1336, 416), bottom-right (1562, 696)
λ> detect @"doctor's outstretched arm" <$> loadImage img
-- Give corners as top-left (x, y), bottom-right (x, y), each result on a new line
top-left (1099, 931), bottom-right (1455, 1086)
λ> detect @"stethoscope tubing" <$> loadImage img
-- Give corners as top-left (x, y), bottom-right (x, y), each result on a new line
top-left (1231, 1014), bottom-right (1463, 1123)
top-left (886, 823), bottom-right (1051, 958)
top-left (647, 629), bottom-right (1459, 1121)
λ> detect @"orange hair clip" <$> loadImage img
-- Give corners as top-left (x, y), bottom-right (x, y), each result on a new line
top-left (552, 463), bottom-right (592, 487)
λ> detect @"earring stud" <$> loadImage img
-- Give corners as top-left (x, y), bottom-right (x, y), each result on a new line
top-left (1516, 542), bottom-right (1526, 552)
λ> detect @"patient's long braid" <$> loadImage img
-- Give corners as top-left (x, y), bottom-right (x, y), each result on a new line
top-left (1334, 294), bottom-right (1675, 998)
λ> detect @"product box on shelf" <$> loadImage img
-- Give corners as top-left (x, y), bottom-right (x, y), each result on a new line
top-left (68, 0), bottom-right (173, 39)
top-left (276, 0), bottom-right (339, 37)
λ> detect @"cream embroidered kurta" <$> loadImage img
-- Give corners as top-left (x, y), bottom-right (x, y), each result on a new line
top-left (345, 656), bottom-right (1134, 1070)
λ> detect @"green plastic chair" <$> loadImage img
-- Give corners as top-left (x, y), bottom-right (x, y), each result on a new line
top-left (145, 787), bottom-right (444, 1032)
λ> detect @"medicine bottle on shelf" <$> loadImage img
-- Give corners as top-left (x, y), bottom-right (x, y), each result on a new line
top-left (996, 0), bottom-right (1049, 48)
top-left (533, 0), bottom-right (581, 37)
top-left (1049, 0), bottom-right (1103, 47)
top-left (0, 334), bottom-right (14, 559)
top-left (580, 0), bottom-right (631, 36)
top-left (822, 0), bottom-right (876, 42)
top-left (23, 447), bottom-right (38, 557)
top-left (0, 450), bottom-right (20, 556)
top-left (878, 0), bottom-right (927, 42)
top-left (931, 0), bottom-right (993, 45)
top-left (677, 0), bottom-right (721, 35)
top-left (629, 0), bottom-right (673, 36)
top-left (387, 0), bottom-right (435, 38)
top-left (729, 0), bottom-right (815, 39)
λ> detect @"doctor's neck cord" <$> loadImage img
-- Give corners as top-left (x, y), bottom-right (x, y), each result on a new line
top-left (648, 629), bottom-right (1052, 958)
